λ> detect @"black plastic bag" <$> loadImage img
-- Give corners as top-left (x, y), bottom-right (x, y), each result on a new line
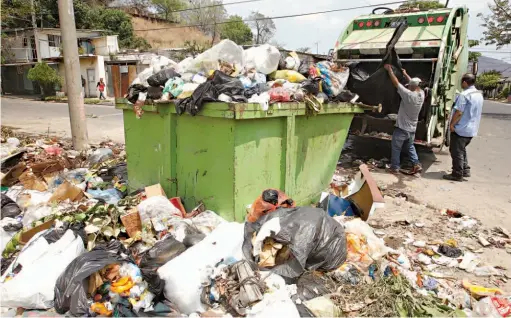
top-left (147, 68), bottom-right (180, 87)
top-left (211, 70), bottom-right (245, 97)
top-left (333, 90), bottom-right (358, 102)
top-left (127, 84), bottom-right (148, 104)
top-left (298, 60), bottom-right (311, 76)
top-left (346, 22), bottom-right (408, 114)
top-left (174, 81), bottom-right (218, 116)
top-left (54, 240), bottom-right (136, 316)
top-left (139, 236), bottom-right (186, 271)
top-left (1, 193), bottom-right (21, 219)
top-left (141, 269), bottom-right (165, 299)
top-left (182, 233), bottom-right (206, 248)
top-left (98, 162), bottom-right (128, 184)
top-left (301, 77), bottom-right (322, 95)
top-left (242, 207), bottom-right (347, 281)
top-left (244, 83), bottom-right (269, 98)
top-left (147, 86), bottom-right (163, 100)
top-left (296, 272), bottom-right (333, 301)
top-left (43, 222), bottom-right (87, 246)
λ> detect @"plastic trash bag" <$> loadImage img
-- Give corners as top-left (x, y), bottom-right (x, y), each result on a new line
top-left (139, 235), bottom-right (186, 271)
top-left (88, 148), bottom-right (114, 164)
top-left (147, 68), bottom-right (181, 87)
top-left (158, 222), bottom-right (244, 314)
top-left (301, 77), bottom-right (322, 95)
top-left (317, 61), bottom-right (350, 96)
top-left (247, 189), bottom-right (295, 223)
top-left (271, 70), bottom-right (306, 83)
top-left (137, 196), bottom-right (182, 229)
top-left (211, 70), bottom-right (245, 97)
top-left (248, 92), bottom-right (270, 111)
top-left (22, 205), bottom-right (52, 227)
top-left (177, 57), bottom-right (193, 74)
top-left (177, 83), bottom-right (200, 99)
top-left (269, 87), bottom-right (291, 102)
top-left (87, 188), bottom-right (123, 205)
top-left (185, 39), bottom-right (244, 74)
top-left (1, 229), bottom-right (85, 309)
top-left (243, 44), bottom-right (281, 74)
top-left (242, 207), bottom-right (347, 281)
top-left (342, 218), bottom-right (391, 261)
top-left (174, 81), bottom-right (218, 116)
top-left (147, 86), bottom-right (163, 100)
top-left (284, 52), bottom-right (300, 71)
top-left (163, 77), bottom-right (185, 98)
top-left (127, 84), bottom-right (148, 104)
top-left (54, 241), bottom-right (135, 316)
top-left (1, 193), bottom-right (21, 219)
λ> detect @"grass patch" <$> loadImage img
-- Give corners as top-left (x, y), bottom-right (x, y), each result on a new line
top-left (44, 96), bottom-right (102, 104)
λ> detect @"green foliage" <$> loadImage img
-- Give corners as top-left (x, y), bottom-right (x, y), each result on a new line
top-left (476, 71), bottom-right (502, 91)
top-left (27, 63), bottom-right (63, 86)
top-left (219, 15), bottom-right (253, 45)
top-left (399, 0), bottom-right (445, 10)
top-left (151, 0), bottom-right (187, 20)
top-left (468, 40), bottom-right (481, 62)
top-left (498, 86), bottom-right (510, 99)
top-left (477, 0), bottom-right (511, 48)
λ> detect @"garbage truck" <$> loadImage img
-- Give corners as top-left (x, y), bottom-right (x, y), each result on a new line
top-left (333, 5), bottom-right (469, 147)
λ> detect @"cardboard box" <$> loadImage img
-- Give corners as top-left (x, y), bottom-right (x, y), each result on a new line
top-left (120, 208), bottom-right (142, 238)
top-left (145, 184), bottom-right (167, 198)
top-left (49, 181), bottom-right (84, 203)
top-left (19, 219), bottom-right (54, 245)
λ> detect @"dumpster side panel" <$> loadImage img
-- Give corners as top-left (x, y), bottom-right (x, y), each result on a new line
top-left (123, 110), bottom-right (174, 195)
top-left (233, 117), bottom-right (286, 222)
top-left (291, 113), bottom-right (354, 204)
top-left (175, 116), bottom-right (235, 220)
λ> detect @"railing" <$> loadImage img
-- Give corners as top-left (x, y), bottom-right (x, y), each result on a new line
top-left (4, 48), bottom-right (37, 63)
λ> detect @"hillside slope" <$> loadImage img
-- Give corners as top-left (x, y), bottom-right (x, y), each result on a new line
top-left (131, 16), bottom-right (211, 49)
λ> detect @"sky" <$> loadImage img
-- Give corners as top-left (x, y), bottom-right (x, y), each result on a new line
top-left (226, 0), bottom-right (511, 62)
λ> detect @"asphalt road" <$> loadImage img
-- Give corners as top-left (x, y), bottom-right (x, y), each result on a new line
top-left (1, 97), bottom-right (124, 143)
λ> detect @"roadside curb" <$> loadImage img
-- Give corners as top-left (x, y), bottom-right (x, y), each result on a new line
top-left (1, 95), bottom-right (115, 107)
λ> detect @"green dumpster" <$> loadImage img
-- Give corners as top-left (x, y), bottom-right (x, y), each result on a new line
top-left (116, 100), bottom-right (363, 222)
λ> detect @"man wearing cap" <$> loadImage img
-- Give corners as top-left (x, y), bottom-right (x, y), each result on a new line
top-left (443, 73), bottom-right (483, 182)
top-left (384, 64), bottom-right (424, 175)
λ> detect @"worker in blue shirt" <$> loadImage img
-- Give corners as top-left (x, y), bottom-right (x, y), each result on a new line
top-left (443, 73), bottom-right (483, 182)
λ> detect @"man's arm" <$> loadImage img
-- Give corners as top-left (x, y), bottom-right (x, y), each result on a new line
top-left (384, 64), bottom-right (400, 88)
top-left (402, 69), bottom-right (411, 82)
top-left (450, 94), bottom-right (467, 132)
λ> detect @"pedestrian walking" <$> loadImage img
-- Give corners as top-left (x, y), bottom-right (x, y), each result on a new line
top-left (96, 78), bottom-right (106, 100)
top-left (443, 73), bottom-right (483, 182)
top-left (384, 64), bottom-right (424, 175)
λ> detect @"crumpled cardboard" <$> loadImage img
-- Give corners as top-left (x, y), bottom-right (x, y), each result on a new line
top-left (19, 170), bottom-right (48, 192)
top-left (49, 181), bottom-right (84, 203)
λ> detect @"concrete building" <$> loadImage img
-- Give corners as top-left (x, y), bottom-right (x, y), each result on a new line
top-left (1, 28), bottom-right (119, 97)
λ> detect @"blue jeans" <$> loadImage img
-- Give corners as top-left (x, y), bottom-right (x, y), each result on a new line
top-left (391, 127), bottom-right (420, 169)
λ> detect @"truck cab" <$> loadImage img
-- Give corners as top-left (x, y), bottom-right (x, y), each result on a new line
top-left (334, 6), bottom-right (469, 146)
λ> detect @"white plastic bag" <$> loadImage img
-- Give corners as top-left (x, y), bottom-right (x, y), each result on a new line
top-left (343, 218), bottom-right (391, 260)
top-left (137, 196), bottom-right (182, 228)
top-left (186, 40), bottom-right (244, 74)
top-left (243, 44), bottom-right (280, 74)
top-left (158, 222), bottom-right (244, 314)
top-left (247, 273), bottom-right (300, 318)
top-left (0, 229), bottom-right (85, 309)
top-left (248, 92), bottom-right (270, 111)
top-left (22, 205), bottom-right (53, 227)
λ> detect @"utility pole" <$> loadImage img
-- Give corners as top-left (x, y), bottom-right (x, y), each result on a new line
top-left (58, 0), bottom-right (89, 150)
top-left (30, 0), bottom-right (41, 62)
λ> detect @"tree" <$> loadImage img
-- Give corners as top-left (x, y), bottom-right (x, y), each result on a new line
top-left (476, 70), bottom-right (501, 92)
top-left (27, 62), bottom-right (63, 97)
top-left (151, 0), bottom-right (187, 21)
top-left (468, 40), bottom-right (482, 62)
top-left (219, 15), bottom-right (253, 45)
top-left (184, 0), bottom-right (227, 45)
top-left (398, 0), bottom-right (445, 10)
top-left (477, 0), bottom-right (511, 48)
top-left (248, 11), bottom-right (276, 44)
top-left (296, 47), bottom-right (311, 53)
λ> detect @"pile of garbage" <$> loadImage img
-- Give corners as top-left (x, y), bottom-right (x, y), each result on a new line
top-left (1, 128), bottom-right (510, 317)
top-left (126, 40), bottom-right (361, 117)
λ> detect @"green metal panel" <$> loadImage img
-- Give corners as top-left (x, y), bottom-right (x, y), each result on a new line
top-left (117, 100), bottom-right (363, 222)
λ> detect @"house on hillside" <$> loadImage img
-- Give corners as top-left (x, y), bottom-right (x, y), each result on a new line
top-left (1, 28), bottom-right (119, 97)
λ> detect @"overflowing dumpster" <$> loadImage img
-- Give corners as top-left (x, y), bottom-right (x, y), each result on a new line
top-left (116, 100), bottom-right (363, 221)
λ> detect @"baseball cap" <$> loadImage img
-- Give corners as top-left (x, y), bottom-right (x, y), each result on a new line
top-left (409, 77), bottom-right (422, 85)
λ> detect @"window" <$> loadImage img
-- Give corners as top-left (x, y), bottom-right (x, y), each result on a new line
top-left (23, 37), bottom-right (28, 47)
top-left (48, 34), bottom-right (61, 47)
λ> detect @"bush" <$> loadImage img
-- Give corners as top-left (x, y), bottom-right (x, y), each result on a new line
top-left (27, 63), bottom-right (63, 97)
top-left (498, 87), bottom-right (510, 99)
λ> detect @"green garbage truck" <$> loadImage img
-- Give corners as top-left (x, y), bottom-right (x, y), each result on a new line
top-left (333, 5), bottom-right (470, 147)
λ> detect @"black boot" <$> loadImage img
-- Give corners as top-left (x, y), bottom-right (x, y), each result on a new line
top-left (443, 174), bottom-right (464, 182)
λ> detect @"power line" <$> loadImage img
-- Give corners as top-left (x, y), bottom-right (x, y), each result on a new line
top-left (134, 0), bottom-right (409, 31)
